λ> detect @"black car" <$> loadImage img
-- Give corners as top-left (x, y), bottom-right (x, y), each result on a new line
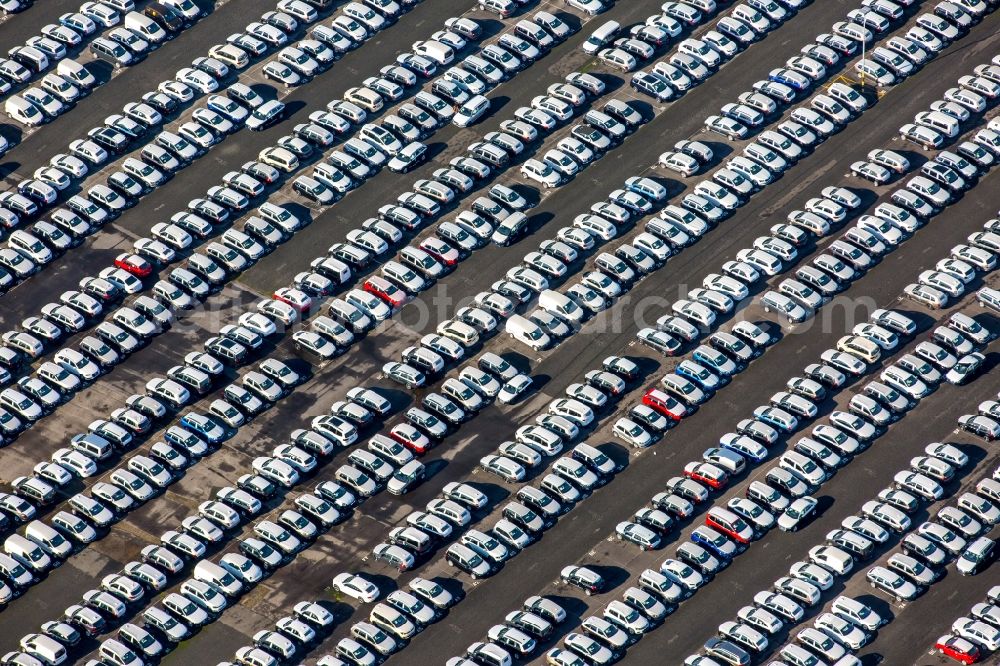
top-left (88, 127), bottom-right (129, 154)
top-left (559, 565), bottom-right (605, 596)
top-left (145, 1), bottom-right (186, 32)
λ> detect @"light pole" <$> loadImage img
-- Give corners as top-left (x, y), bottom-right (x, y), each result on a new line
top-left (860, 34), bottom-right (866, 88)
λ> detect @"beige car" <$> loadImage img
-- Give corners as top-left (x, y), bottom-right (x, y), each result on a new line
top-left (258, 146), bottom-right (299, 173)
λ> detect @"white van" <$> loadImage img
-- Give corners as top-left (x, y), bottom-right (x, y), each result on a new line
top-left (538, 289), bottom-right (584, 323)
top-left (583, 20), bottom-right (619, 54)
top-left (978, 286), bottom-right (1000, 313)
top-left (193, 559), bottom-right (243, 597)
top-left (438, 320), bottom-right (480, 347)
top-left (312, 414), bottom-right (358, 446)
top-left (71, 433), bottom-right (114, 461)
top-left (915, 110), bottom-right (959, 138)
top-left (413, 40), bottom-right (454, 65)
top-left (5, 96), bottom-right (44, 127)
top-left (311, 316), bottom-right (350, 344)
top-left (57, 60), bottom-right (96, 90)
top-left (506, 266), bottom-right (548, 292)
top-left (454, 94), bottom-right (490, 128)
top-left (25, 520), bottom-right (72, 559)
top-left (125, 11), bottom-right (168, 44)
top-left (810, 545), bottom-right (853, 575)
top-left (311, 256), bottom-right (351, 284)
top-left (4, 533), bottom-right (52, 573)
top-left (20, 633), bottom-right (66, 664)
top-left (948, 312), bottom-right (990, 344)
top-left (15, 46), bottom-right (48, 73)
top-left (782, 644), bottom-right (822, 666)
top-left (505, 315), bottom-right (550, 351)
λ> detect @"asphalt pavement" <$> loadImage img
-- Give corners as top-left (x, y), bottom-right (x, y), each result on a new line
top-left (1, 0), bottom-right (1000, 664)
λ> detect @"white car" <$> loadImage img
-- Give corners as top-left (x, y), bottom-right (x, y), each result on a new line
top-left (567, 0), bottom-right (607, 14)
top-left (521, 159), bottom-right (562, 188)
top-left (331, 572), bottom-right (380, 603)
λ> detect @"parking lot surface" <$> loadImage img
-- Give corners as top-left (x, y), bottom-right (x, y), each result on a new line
top-left (1, 0), bottom-right (1000, 665)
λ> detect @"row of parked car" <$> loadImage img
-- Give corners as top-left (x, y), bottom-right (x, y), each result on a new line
top-left (2, 0), bottom-right (207, 128)
top-left (689, 408), bottom-right (997, 666)
top-left (0, 5), bottom-right (984, 664)
top-left (0, 0), bottom-right (203, 116)
top-left (652, 0), bottom-right (1000, 291)
top-left (184, 18), bottom-right (1000, 656)
top-left (665, 319), bottom-right (990, 666)
top-left (934, 582), bottom-right (1000, 664)
top-left (0, 205), bottom-right (311, 448)
top-left (356, 367), bottom-right (630, 663)
top-left (228, 12), bottom-right (576, 355)
top-left (326, 268), bottom-right (761, 666)
top-left (907, 210), bottom-right (1000, 310)
top-left (627, 274), bottom-right (992, 664)
top-left (627, 0), bottom-right (813, 105)
top-left (866, 446), bottom-right (997, 594)
top-left (0, 2), bottom-right (581, 484)
top-left (714, 62), bottom-right (999, 334)
top-left (284, 73), bottom-right (653, 360)
top-left (590, 118), bottom-right (1000, 656)
top-left (633, 4), bottom-right (997, 352)
top-left (567, 345), bottom-right (917, 666)
top-left (686, 3), bottom-right (967, 232)
top-left (452, 593), bottom-right (575, 666)
top-left (689, 596), bottom-right (888, 666)
top-left (897, 67), bottom-right (1000, 155)
top-left (207, 354), bottom-right (620, 666)
top-left (0, 2), bottom-right (306, 281)
top-left (357, 361), bottom-right (637, 586)
top-left (294, 249), bottom-right (699, 664)
top-left (210, 6), bottom-right (627, 360)
top-left (0, 350), bottom-right (309, 548)
top-left (0, 2), bottom-right (618, 447)
top-left (1, 169), bottom-right (648, 660)
top-left (1, 362), bottom-right (402, 663)
top-left (557, 300), bottom-right (991, 666)
top-left (0, 5), bottom-right (489, 432)
top-left (0, 0), bottom-right (408, 284)
top-left (0, 5), bottom-right (592, 632)
top-left (52, 5), bottom-right (572, 366)
top-left (123, 11), bottom-right (1000, 666)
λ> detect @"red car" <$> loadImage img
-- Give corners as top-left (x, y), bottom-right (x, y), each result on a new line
top-left (705, 508), bottom-right (753, 544)
top-left (114, 253), bottom-right (153, 278)
top-left (642, 388), bottom-right (687, 421)
top-left (934, 635), bottom-right (981, 664)
top-left (363, 276), bottom-right (407, 309)
top-left (420, 237), bottom-right (460, 267)
top-left (390, 424), bottom-right (432, 454)
top-left (273, 287), bottom-right (312, 313)
top-left (684, 462), bottom-right (728, 490)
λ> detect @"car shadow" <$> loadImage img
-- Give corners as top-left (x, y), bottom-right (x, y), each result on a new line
top-left (590, 564), bottom-right (631, 592)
